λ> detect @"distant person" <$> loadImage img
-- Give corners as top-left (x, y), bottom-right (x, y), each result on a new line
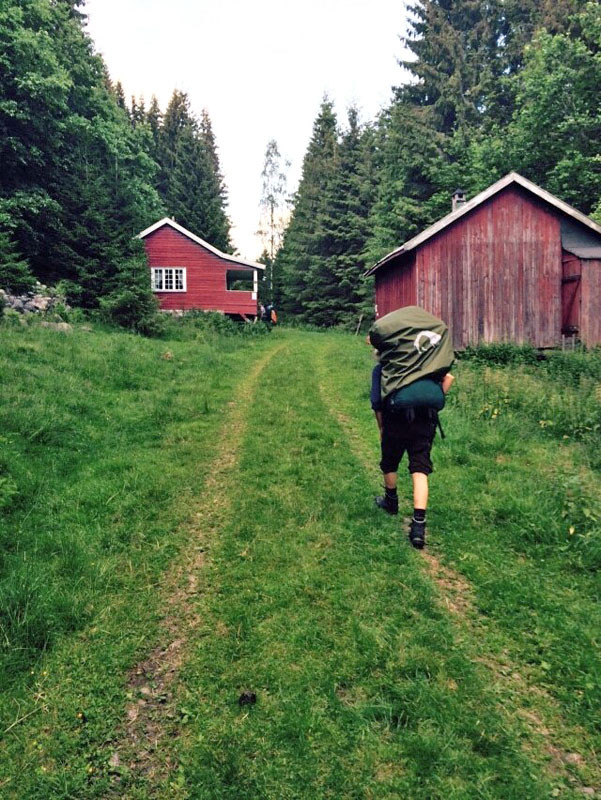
top-left (261, 303), bottom-right (277, 326)
top-left (369, 307), bottom-right (454, 549)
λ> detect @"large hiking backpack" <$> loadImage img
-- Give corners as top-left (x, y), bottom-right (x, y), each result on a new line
top-left (370, 306), bottom-right (454, 433)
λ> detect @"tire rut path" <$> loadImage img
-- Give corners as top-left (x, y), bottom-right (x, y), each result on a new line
top-left (316, 345), bottom-right (598, 794)
top-left (104, 343), bottom-right (285, 795)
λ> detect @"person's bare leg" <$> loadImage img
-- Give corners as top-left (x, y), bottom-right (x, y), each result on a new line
top-left (384, 472), bottom-right (397, 490)
top-left (412, 472), bottom-right (428, 510)
top-left (409, 472), bottom-right (428, 548)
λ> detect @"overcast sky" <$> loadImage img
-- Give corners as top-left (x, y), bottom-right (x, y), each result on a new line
top-left (84, 0), bottom-right (410, 259)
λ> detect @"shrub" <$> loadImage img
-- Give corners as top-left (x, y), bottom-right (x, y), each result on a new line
top-left (458, 342), bottom-right (539, 366)
top-left (99, 254), bottom-right (165, 336)
top-left (162, 310), bottom-right (272, 341)
top-left (0, 230), bottom-right (36, 294)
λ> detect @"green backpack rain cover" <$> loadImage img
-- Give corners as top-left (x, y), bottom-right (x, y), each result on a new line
top-left (369, 306), bottom-right (454, 407)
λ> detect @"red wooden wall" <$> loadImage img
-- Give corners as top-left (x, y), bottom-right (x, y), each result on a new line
top-left (375, 253), bottom-right (415, 318)
top-left (144, 226), bottom-right (258, 315)
top-left (581, 260), bottom-right (601, 347)
top-left (375, 186), bottom-right (564, 349)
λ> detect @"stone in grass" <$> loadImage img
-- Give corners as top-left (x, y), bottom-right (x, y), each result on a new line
top-left (238, 691), bottom-right (257, 707)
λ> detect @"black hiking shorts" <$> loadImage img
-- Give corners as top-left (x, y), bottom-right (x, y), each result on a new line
top-left (380, 412), bottom-right (436, 475)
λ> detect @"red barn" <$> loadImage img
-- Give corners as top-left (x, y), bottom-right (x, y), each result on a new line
top-left (138, 218), bottom-right (264, 319)
top-left (367, 173), bottom-right (601, 349)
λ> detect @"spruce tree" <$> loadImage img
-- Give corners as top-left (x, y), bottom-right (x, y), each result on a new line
top-left (276, 98), bottom-right (339, 320)
top-left (158, 90), bottom-right (193, 200)
top-left (0, 0), bottom-right (162, 304)
top-left (145, 95), bottom-right (162, 164)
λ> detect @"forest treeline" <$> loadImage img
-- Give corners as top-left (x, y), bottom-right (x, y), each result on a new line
top-left (2, 0), bottom-right (601, 329)
top-left (275, 0), bottom-right (601, 325)
top-left (0, 0), bottom-right (230, 320)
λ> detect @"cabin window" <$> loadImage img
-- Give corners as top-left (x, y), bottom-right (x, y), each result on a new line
top-left (226, 269), bottom-right (254, 292)
top-left (151, 267), bottom-right (186, 292)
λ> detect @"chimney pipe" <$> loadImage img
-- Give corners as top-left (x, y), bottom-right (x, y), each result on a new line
top-left (452, 188), bottom-right (466, 212)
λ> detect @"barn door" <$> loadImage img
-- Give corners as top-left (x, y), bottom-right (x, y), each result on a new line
top-left (561, 252), bottom-right (581, 334)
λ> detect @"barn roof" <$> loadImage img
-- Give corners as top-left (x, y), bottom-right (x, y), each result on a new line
top-left (366, 172), bottom-right (601, 275)
top-left (138, 218), bottom-right (265, 270)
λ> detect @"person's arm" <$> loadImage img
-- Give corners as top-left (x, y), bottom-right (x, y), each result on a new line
top-left (371, 363), bottom-right (384, 436)
top-left (441, 373), bottom-right (455, 394)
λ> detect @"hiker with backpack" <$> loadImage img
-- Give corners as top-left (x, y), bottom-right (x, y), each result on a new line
top-left (261, 303), bottom-right (278, 326)
top-left (369, 307), bottom-right (455, 549)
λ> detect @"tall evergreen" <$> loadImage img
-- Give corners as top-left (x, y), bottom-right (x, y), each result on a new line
top-left (155, 94), bottom-right (230, 250)
top-left (400, 0), bottom-right (501, 133)
top-left (168, 122), bottom-right (230, 250)
top-left (158, 90), bottom-right (192, 199)
top-left (0, 0), bottom-right (162, 304)
top-left (276, 102), bottom-right (377, 325)
top-left (276, 99), bottom-right (339, 319)
top-left (145, 95), bottom-right (162, 165)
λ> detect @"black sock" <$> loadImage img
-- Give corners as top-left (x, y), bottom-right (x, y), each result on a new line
top-left (413, 508), bottom-right (426, 522)
top-left (385, 487), bottom-right (397, 498)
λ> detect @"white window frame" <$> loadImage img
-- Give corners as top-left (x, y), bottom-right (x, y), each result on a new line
top-left (151, 267), bottom-right (187, 292)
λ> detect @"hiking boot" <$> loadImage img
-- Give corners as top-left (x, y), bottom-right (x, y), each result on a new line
top-left (409, 518), bottom-right (426, 549)
top-left (375, 493), bottom-right (398, 515)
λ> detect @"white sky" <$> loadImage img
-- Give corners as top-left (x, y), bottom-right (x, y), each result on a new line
top-left (84, 0), bottom-right (410, 259)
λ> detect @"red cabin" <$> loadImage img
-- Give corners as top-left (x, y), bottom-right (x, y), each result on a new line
top-left (138, 218), bottom-right (264, 319)
top-left (367, 173), bottom-right (601, 348)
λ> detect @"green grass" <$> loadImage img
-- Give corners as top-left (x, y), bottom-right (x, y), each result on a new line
top-left (1, 322), bottom-right (600, 798)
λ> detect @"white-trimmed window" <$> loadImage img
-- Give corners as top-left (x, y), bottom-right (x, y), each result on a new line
top-left (151, 267), bottom-right (186, 292)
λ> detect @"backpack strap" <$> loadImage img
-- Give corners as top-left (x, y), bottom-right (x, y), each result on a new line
top-left (428, 407), bottom-right (445, 439)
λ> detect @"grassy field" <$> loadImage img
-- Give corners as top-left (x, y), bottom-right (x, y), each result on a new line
top-left (1, 320), bottom-right (600, 798)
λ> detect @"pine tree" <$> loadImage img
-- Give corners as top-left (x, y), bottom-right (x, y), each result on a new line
top-left (198, 109), bottom-right (231, 251)
top-left (131, 95), bottom-right (146, 128)
top-left (168, 121), bottom-right (230, 249)
top-left (158, 90), bottom-right (193, 199)
top-left (0, 0), bottom-right (162, 304)
top-left (145, 95), bottom-right (162, 164)
top-left (276, 98), bottom-right (339, 319)
top-left (400, 0), bottom-right (501, 133)
top-left (0, 223), bottom-right (36, 293)
top-left (113, 81), bottom-right (128, 113)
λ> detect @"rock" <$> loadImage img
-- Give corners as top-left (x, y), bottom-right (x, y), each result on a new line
top-left (32, 296), bottom-right (50, 312)
top-left (40, 321), bottom-right (72, 332)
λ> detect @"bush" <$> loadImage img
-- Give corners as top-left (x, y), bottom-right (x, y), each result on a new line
top-left (458, 342), bottom-right (540, 366)
top-left (0, 230), bottom-right (36, 294)
top-left (100, 286), bottom-right (165, 336)
top-left (162, 310), bottom-right (272, 341)
top-left (99, 254), bottom-right (165, 336)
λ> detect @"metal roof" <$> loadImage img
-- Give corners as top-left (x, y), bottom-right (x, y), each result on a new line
top-left (138, 217), bottom-right (265, 270)
top-left (366, 172), bottom-right (601, 276)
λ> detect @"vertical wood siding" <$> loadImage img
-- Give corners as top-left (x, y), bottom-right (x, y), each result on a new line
top-left (376, 186), bottom-right (564, 349)
top-left (144, 226), bottom-right (258, 315)
top-left (375, 253), bottom-right (415, 317)
top-left (580, 259), bottom-right (601, 347)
